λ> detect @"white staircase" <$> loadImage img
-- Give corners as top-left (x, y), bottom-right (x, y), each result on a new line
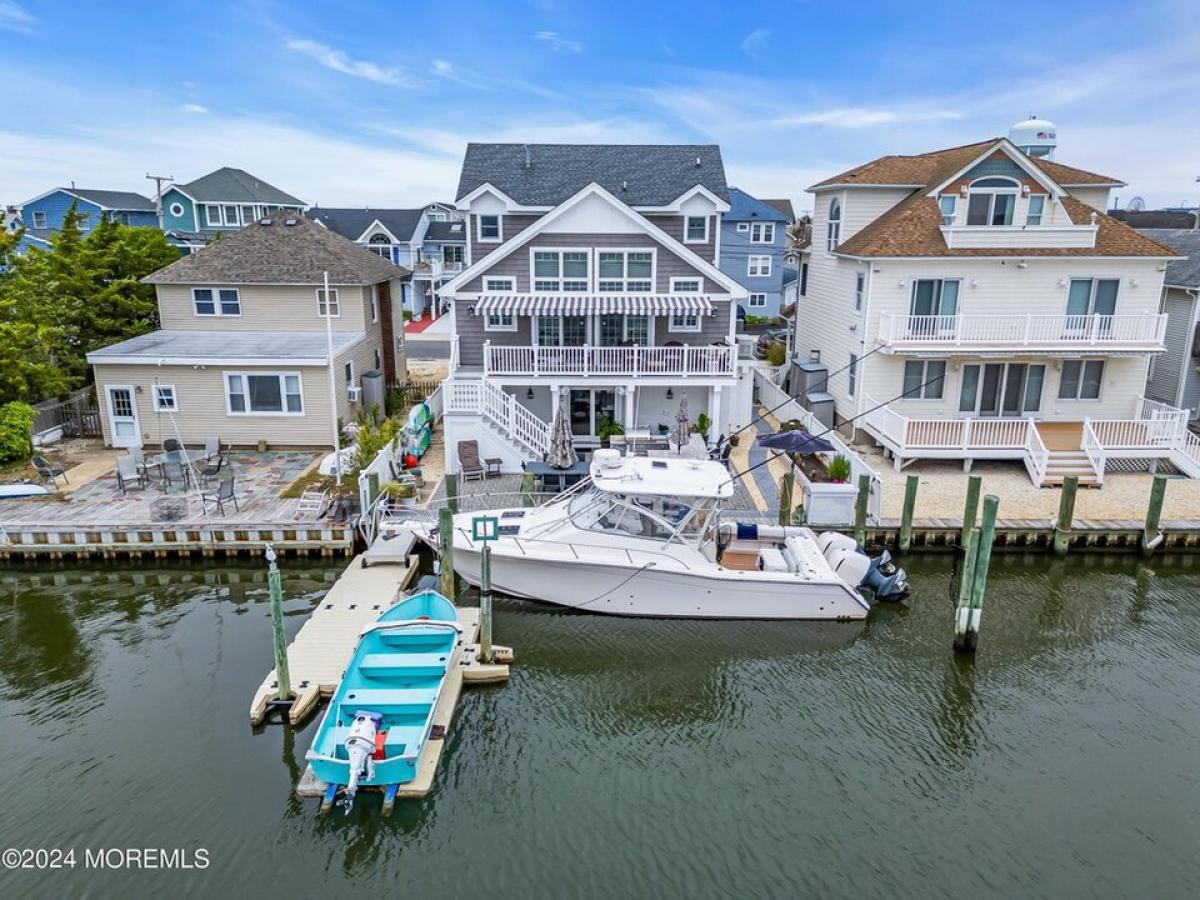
top-left (1040, 450), bottom-right (1101, 487)
top-left (443, 378), bottom-right (551, 465)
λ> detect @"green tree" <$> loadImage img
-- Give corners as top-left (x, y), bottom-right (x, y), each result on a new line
top-left (0, 211), bottom-right (22, 270)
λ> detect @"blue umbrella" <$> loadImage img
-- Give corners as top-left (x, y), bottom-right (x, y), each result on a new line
top-left (758, 429), bottom-right (835, 455)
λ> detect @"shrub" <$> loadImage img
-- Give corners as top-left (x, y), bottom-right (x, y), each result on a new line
top-left (0, 402), bottom-right (35, 464)
top-left (597, 416), bottom-right (624, 440)
top-left (694, 412), bottom-right (711, 438)
top-left (352, 416), bottom-right (401, 472)
top-left (766, 342), bottom-right (786, 366)
top-left (826, 455), bottom-right (851, 483)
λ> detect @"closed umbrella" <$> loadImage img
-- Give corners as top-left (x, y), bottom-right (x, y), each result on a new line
top-left (674, 395), bottom-right (689, 454)
top-left (548, 395), bottom-right (578, 469)
top-left (757, 430), bottom-right (836, 455)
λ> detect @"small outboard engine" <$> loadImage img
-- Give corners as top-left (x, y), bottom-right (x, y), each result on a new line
top-left (861, 549), bottom-right (909, 602)
top-left (818, 532), bottom-right (910, 603)
top-left (343, 710), bottom-right (384, 812)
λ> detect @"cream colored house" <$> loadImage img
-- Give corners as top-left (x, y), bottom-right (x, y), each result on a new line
top-left (88, 211), bottom-right (409, 449)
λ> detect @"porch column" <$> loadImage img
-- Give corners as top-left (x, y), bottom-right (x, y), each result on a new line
top-left (623, 386), bottom-right (635, 428)
top-left (551, 385), bottom-right (561, 423)
top-left (708, 386), bottom-right (722, 447)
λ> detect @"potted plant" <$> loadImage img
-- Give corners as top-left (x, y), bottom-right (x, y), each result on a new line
top-left (597, 416), bottom-right (625, 448)
top-left (657, 422), bottom-right (669, 436)
top-left (694, 413), bottom-right (711, 441)
top-left (382, 480), bottom-right (416, 511)
top-left (826, 455), bottom-right (851, 484)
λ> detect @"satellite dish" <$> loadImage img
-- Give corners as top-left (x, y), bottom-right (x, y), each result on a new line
top-left (1127, 196), bottom-right (1146, 211)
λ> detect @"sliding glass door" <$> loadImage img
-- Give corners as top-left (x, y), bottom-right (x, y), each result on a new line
top-left (569, 389), bottom-right (617, 436)
top-left (959, 363), bottom-right (1044, 416)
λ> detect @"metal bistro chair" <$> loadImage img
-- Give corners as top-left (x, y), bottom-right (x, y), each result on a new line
top-left (115, 455), bottom-right (148, 494)
top-left (31, 455), bottom-right (68, 486)
top-left (200, 475), bottom-right (238, 515)
top-left (162, 438), bottom-right (181, 453)
top-left (203, 436), bottom-right (221, 462)
top-left (198, 450), bottom-right (228, 487)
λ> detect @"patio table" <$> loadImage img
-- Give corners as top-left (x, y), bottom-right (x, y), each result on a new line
top-left (150, 449), bottom-right (203, 490)
top-left (524, 460), bottom-right (591, 493)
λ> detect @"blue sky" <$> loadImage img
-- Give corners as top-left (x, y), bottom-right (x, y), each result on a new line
top-left (3, 0), bottom-right (1199, 212)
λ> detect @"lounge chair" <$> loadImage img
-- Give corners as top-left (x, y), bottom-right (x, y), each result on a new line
top-left (200, 475), bottom-right (239, 515)
top-left (31, 455), bottom-right (68, 486)
top-left (116, 455), bottom-right (147, 494)
top-left (457, 441), bottom-right (485, 481)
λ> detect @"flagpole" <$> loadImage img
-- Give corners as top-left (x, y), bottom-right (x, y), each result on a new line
top-left (324, 270), bottom-right (342, 480)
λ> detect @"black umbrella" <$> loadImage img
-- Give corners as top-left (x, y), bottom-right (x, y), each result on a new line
top-left (757, 429), bottom-right (835, 455)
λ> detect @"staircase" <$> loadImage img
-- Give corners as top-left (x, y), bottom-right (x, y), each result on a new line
top-left (1040, 450), bottom-right (1101, 487)
top-left (443, 378), bottom-right (551, 462)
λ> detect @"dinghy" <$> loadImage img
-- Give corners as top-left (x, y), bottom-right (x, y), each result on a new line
top-left (305, 589), bottom-right (461, 813)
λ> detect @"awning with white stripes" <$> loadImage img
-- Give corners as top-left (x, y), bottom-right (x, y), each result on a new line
top-left (472, 294), bottom-right (715, 317)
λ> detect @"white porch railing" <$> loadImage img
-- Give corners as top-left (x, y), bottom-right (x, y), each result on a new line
top-left (1024, 423), bottom-right (1050, 485)
top-left (876, 313), bottom-right (1168, 352)
top-left (484, 342), bottom-right (736, 377)
top-left (444, 378), bottom-right (551, 457)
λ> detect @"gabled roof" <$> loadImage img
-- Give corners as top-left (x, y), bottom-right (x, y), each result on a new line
top-left (1137, 229), bottom-right (1200, 287)
top-left (455, 143), bottom-right (730, 207)
top-left (761, 198), bottom-right (796, 220)
top-left (21, 187), bottom-right (156, 211)
top-left (424, 220), bottom-right (467, 242)
top-left (305, 208), bottom-right (424, 243)
top-left (143, 210), bottom-right (408, 285)
top-left (174, 167), bottom-right (305, 206)
top-left (726, 188), bottom-right (790, 222)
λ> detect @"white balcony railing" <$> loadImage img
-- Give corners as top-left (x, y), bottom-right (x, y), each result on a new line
top-left (483, 342), bottom-right (736, 377)
top-left (413, 260), bottom-right (464, 279)
top-left (876, 313), bottom-right (1168, 353)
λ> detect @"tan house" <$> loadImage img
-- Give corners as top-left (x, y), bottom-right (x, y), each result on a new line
top-left (88, 211), bottom-right (409, 449)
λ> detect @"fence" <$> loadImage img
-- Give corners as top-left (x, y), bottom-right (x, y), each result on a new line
top-left (32, 387), bottom-right (101, 444)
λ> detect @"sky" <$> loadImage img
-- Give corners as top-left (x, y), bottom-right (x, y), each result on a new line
top-left (2, 0), bottom-right (1200, 214)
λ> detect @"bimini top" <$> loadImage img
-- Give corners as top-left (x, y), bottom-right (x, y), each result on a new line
top-left (589, 451), bottom-right (735, 500)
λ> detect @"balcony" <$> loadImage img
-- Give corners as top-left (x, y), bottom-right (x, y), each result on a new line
top-left (876, 313), bottom-right (1167, 355)
top-left (412, 260), bottom-right (464, 280)
top-left (483, 342), bottom-right (736, 377)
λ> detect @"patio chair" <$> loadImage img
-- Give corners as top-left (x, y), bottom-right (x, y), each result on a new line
top-left (31, 455), bottom-right (68, 486)
top-left (162, 438), bottom-right (181, 453)
top-left (457, 441), bottom-right (485, 482)
top-left (203, 436), bottom-right (221, 461)
top-left (115, 455), bottom-right (148, 494)
top-left (200, 475), bottom-right (238, 515)
top-left (197, 452), bottom-right (226, 486)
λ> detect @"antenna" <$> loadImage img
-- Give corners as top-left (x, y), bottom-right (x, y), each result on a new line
top-left (1126, 196), bottom-right (1146, 212)
top-left (524, 144), bottom-right (531, 169)
top-left (146, 173), bottom-right (174, 230)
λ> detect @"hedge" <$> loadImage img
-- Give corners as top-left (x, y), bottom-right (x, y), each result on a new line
top-left (0, 401), bottom-right (35, 464)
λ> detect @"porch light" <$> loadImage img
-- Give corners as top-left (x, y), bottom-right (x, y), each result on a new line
top-left (526, 387), bottom-right (534, 400)
top-left (969, 278), bottom-right (978, 288)
top-left (667, 388), bottom-right (674, 400)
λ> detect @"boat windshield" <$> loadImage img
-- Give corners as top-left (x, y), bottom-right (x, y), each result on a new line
top-left (568, 487), bottom-right (716, 545)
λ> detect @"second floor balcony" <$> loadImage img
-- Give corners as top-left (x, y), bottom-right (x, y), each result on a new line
top-left (876, 313), bottom-right (1168, 355)
top-left (481, 340), bottom-right (736, 377)
top-left (412, 259), bottom-right (465, 280)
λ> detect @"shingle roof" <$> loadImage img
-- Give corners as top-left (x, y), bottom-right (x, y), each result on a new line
top-left (455, 143), bottom-right (729, 207)
top-left (1137, 229), bottom-right (1200, 287)
top-left (68, 188), bottom-right (156, 211)
top-left (761, 198), bottom-right (796, 220)
top-left (424, 220), bottom-right (467, 242)
top-left (306, 207), bottom-right (424, 243)
top-left (1111, 210), bottom-right (1197, 230)
top-left (143, 210), bottom-right (408, 285)
top-left (87, 329), bottom-right (363, 363)
top-left (726, 187), bottom-right (790, 222)
top-left (176, 167), bottom-right (305, 206)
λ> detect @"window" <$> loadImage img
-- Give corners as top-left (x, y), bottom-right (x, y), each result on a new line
top-left (670, 312), bottom-right (701, 331)
top-left (1066, 278), bottom-right (1118, 329)
top-left (192, 287), bottom-right (241, 316)
top-left (750, 222), bottom-right (775, 243)
top-left (685, 216), bottom-right (708, 243)
top-left (153, 385), bottom-right (178, 412)
top-left (343, 361), bottom-right (354, 387)
top-left (598, 250), bottom-right (653, 292)
top-left (533, 250), bottom-right (589, 292)
top-left (908, 279), bottom-right (959, 335)
top-left (204, 204), bottom-right (222, 226)
top-left (799, 262), bottom-right (808, 297)
top-left (443, 245), bottom-right (464, 264)
top-left (901, 361), bottom-right (946, 399)
top-left (854, 273), bottom-right (865, 312)
top-left (373, 349), bottom-right (382, 371)
top-left (671, 278), bottom-right (701, 292)
top-left (826, 199), bottom-right (841, 251)
top-left (1026, 195), bottom-right (1046, 226)
top-left (225, 373), bottom-right (303, 415)
top-left (736, 222), bottom-right (750, 233)
top-left (1059, 360), bottom-right (1105, 400)
top-left (960, 363), bottom-right (1045, 414)
top-left (939, 195), bottom-right (956, 226)
top-left (485, 312), bottom-right (516, 331)
top-left (240, 205), bottom-right (255, 225)
top-left (367, 233), bottom-right (392, 259)
top-left (428, 212), bottom-right (447, 221)
top-left (32, 211), bottom-right (47, 228)
top-left (748, 293), bottom-right (767, 308)
top-left (168, 202), bottom-right (185, 218)
top-left (748, 255), bottom-right (772, 277)
top-left (485, 278), bottom-right (514, 292)
top-left (536, 315), bottom-right (587, 346)
top-left (317, 288), bottom-right (340, 317)
top-left (222, 204), bottom-right (239, 226)
top-left (478, 214), bottom-right (501, 242)
top-left (848, 353), bottom-right (858, 397)
top-left (966, 178), bottom-right (1018, 226)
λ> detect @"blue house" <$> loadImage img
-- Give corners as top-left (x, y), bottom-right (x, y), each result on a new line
top-left (160, 167), bottom-right (306, 253)
top-left (16, 187), bottom-right (158, 251)
top-left (719, 187), bottom-right (791, 318)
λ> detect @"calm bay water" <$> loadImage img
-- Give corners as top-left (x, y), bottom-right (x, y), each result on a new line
top-left (0, 554), bottom-right (1198, 899)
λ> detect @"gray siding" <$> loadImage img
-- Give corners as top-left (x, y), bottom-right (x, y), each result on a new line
top-left (1147, 289), bottom-right (1193, 406)
top-left (646, 214), bottom-right (716, 263)
top-left (469, 214), bottom-right (541, 262)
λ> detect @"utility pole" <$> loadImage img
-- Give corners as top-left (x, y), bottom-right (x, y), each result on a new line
top-left (146, 173), bottom-right (174, 230)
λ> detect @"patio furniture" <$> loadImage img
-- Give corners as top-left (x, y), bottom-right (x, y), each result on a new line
top-left (115, 455), bottom-right (148, 494)
top-left (524, 459), bottom-right (590, 493)
top-left (162, 438), bottom-right (181, 453)
top-left (457, 441), bottom-right (486, 482)
top-left (295, 489), bottom-right (329, 519)
top-left (200, 476), bottom-right (238, 515)
top-left (203, 436), bottom-right (222, 461)
top-left (32, 455), bottom-right (68, 486)
top-left (197, 452), bottom-right (227, 486)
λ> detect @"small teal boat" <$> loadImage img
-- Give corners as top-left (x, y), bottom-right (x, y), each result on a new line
top-left (305, 589), bottom-right (461, 813)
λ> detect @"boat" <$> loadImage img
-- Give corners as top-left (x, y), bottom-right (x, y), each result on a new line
top-left (0, 483), bottom-right (51, 498)
top-left (305, 589), bottom-right (461, 812)
top-left (394, 450), bottom-right (908, 620)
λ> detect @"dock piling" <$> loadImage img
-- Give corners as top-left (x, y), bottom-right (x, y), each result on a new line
top-left (961, 475), bottom-right (981, 548)
top-left (520, 473), bottom-right (536, 507)
top-left (1142, 474), bottom-right (1168, 555)
top-left (438, 506), bottom-right (457, 599)
top-left (954, 493), bottom-right (999, 653)
top-left (445, 473), bottom-right (459, 515)
top-left (854, 474), bottom-right (870, 547)
top-left (479, 544), bottom-right (494, 664)
top-left (779, 470), bottom-right (795, 527)
top-left (1053, 475), bottom-right (1078, 557)
top-left (267, 546), bottom-right (292, 702)
top-left (899, 474), bottom-right (918, 552)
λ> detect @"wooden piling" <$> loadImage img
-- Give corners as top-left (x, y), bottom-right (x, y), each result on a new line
top-left (854, 474), bottom-right (870, 547)
top-left (444, 473), bottom-right (459, 515)
top-left (479, 544), bottom-right (494, 664)
top-left (961, 475), bottom-right (981, 548)
top-left (1142, 474), bottom-right (1167, 556)
top-left (1053, 475), bottom-right (1078, 557)
top-left (954, 493), bottom-right (999, 653)
top-left (267, 547), bottom-right (292, 701)
top-left (438, 506), bottom-right (457, 600)
top-left (520, 473), bottom-right (537, 507)
top-left (899, 474), bottom-right (919, 552)
top-left (779, 470), bottom-right (795, 527)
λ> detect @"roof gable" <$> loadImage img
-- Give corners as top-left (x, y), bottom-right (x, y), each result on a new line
top-left (305, 208), bottom-right (423, 242)
top-left (176, 167), bottom-right (305, 206)
top-left (1136, 229), bottom-right (1200, 287)
top-left (726, 187), bottom-right (789, 222)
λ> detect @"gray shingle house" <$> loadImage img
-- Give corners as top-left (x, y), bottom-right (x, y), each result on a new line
top-left (1141, 228), bottom-right (1200, 419)
top-left (159, 168), bottom-right (307, 253)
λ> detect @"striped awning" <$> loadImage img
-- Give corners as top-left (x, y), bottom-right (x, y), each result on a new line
top-left (472, 294), bottom-right (714, 317)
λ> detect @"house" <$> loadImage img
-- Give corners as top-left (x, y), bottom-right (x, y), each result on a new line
top-left (306, 203), bottom-right (467, 320)
top-left (719, 188), bottom-right (791, 318)
top-left (793, 119), bottom-right (1193, 486)
top-left (87, 211), bottom-right (408, 449)
top-left (1110, 210), bottom-right (1197, 229)
top-left (437, 142), bottom-right (750, 472)
top-left (160, 168), bottom-right (306, 254)
top-left (16, 187), bottom-right (158, 250)
top-left (1139, 229), bottom-right (1200, 420)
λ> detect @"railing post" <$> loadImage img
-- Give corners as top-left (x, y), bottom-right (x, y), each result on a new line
top-left (899, 474), bottom-right (918, 551)
top-left (483, 339), bottom-right (491, 375)
top-left (1053, 475), bottom-right (1078, 557)
top-left (683, 344), bottom-right (690, 377)
top-left (1024, 313), bottom-right (1032, 344)
top-left (1090, 314), bottom-right (1100, 345)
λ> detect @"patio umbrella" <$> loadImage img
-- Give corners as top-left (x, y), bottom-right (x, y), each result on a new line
top-left (674, 395), bottom-right (690, 454)
top-left (547, 395), bottom-right (578, 469)
top-left (758, 429), bottom-right (836, 455)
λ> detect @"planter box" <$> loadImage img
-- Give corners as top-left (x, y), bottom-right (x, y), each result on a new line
top-left (794, 466), bottom-right (858, 526)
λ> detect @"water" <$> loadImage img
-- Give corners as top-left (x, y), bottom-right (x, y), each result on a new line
top-left (1, 555), bottom-right (1199, 899)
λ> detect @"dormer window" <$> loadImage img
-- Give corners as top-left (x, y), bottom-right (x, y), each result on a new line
top-left (826, 199), bottom-right (841, 252)
top-left (1026, 195), bottom-right (1046, 226)
top-left (939, 196), bottom-right (956, 226)
top-left (367, 233), bottom-right (392, 258)
top-left (966, 177), bottom-right (1018, 226)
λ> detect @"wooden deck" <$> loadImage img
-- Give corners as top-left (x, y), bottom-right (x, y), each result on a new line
top-left (1035, 421), bottom-right (1085, 451)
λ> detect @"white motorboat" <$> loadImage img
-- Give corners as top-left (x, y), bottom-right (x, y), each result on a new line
top-left (397, 450), bottom-right (908, 620)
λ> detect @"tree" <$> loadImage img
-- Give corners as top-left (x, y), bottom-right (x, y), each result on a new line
top-left (0, 211), bottom-right (22, 270)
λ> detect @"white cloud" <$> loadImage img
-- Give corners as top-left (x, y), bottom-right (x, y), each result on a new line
top-left (740, 28), bottom-right (771, 56)
top-left (0, 0), bottom-right (33, 33)
top-left (773, 106), bottom-right (966, 128)
top-left (432, 59), bottom-right (453, 76)
top-left (532, 31), bottom-right (583, 54)
top-left (181, 103), bottom-right (209, 114)
top-left (285, 38), bottom-right (413, 86)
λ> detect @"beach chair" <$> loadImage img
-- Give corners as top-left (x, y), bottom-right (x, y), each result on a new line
top-left (457, 441), bottom-right (485, 482)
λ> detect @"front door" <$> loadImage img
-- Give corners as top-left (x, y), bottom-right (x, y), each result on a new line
top-left (106, 385), bottom-right (141, 448)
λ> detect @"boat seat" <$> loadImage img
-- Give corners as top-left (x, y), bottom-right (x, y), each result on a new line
top-left (338, 688), bottom-right (438, 712)
top-left (358, 653), bottom-right (451, 678)
top-left (782, 536), bottom-right (825, 578)
top-left (757, 548), bottom-right (790, 572)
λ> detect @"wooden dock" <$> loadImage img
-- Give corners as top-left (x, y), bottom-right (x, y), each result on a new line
top-left (850, 517), bottom-right (1200, 551)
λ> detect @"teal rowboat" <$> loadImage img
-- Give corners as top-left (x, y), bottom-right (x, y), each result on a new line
top-left (305, 589), bottom-right (461, 812)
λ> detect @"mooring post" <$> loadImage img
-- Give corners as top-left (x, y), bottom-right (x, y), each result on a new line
top-left (961, 475), bottom-right (981, 548)
top-left (778, 470), bottom-right (795, 527)
top-left (438, 506), bottom-right (457, 599)
top-left (955, 494), bottom-right (999, 653)
top-left (1142, 474), bottom-right (1167, 556)
top-left (479, 543), bottom-right (494, 664)
top-left (899, 474), bottom-right (919, 552)
top-left (520, 472), bottom-right (536, 507)
top-left (266, 545), bottom-right (291, 700)
top-left (1053, 475), bottom-right (1078, 557)
top-left (854, 474), bottom-right (870, 547)
top-left (444, 472), bottom-right (459, 515)
top-left (956, 527), bottom-right (979, 608)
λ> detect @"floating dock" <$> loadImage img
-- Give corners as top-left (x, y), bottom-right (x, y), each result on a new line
top-left (250, 533), bottom-right (511, 802)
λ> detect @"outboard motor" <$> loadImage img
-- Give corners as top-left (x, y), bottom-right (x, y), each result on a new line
top-left (343, 710), bottom-right (383, 813)
top-left (862, 549), bottom-right (909, 602)
top-left (818, 531), bottom-right (910, 603)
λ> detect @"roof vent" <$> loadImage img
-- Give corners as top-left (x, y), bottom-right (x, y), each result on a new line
top-left (259, 217), bottom-right (272, 226)
top-left (284, 217), bottom-right (298, 226)
top-left (622, 180), bottom-right (627, 191)
top-left (524, 144), bottom-right (531, 169)
top-left (696, 156), bottom-right (701, 167)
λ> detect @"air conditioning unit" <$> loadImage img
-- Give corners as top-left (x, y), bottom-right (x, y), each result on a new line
top-left (347, 386), bottom-right (362, 403)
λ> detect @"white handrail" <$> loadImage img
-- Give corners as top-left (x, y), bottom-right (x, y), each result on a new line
top-left (484, 343), bottom-right (736, 376)
top-left (877, 313), bottom-right (1167, 348)
top-left (1081, 420), bottom-right (1106, 485)
top-left (1023, 420), bottom-right (1050, 484)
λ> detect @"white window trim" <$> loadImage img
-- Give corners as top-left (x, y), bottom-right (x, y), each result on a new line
top-left (736, 222), bottom-right (750, 233)
top-left (344, 360), bottom-right (354, 389)
top-left (827, 198), bottom-right (841, 255)
top-left (901, 360), bottom-right (947, 401)
top-left (477, 214), bottom-right (502, 243)
top-left (224, 371), bottom-right (305, 417)
top-left (152, 384), bottom-right (178, 412)
top-left (1026, 194), bottom-right (1047, 226)
top-left (484, 277), bottom-right (515, 293)
top-left (530, 247), bottom-right (591, 294)
top-left (747, 255), bottom-right (772, 277)
top-left (939, 195), bottom-right (956, 226)
top-left (750, 222), bottom-right (776, 244)
top-left (317, 287), bottom-right (341, 318)
top-left (168, 202), bottom-right (185, 218)
top-left (684, 215), bottom-right (710, 244)
top-left (32, 211), bottom-right (48, 228)
top-left (1057, 359), bottom-right (1106, 402)
top-left (854, 273), bottom-right (865, 312)
top-left (848, 353), bottom-right (858, 397)
top-left (192, 287), bottom-right (242, 317)
top-left (748, 293), bottom-right (767, 308)
top-left (596, 248), bottom-right (656, 293)
top-left (965, 178), bottom-right (1020, 227)
top-left (669, 276), bottom-right (703, 293)
top-left (484, 312), bottom-right (517, 332)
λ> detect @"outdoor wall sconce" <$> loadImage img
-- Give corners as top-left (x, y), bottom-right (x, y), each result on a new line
top-left (666, 388), bottom-right (674, 400)
top-left (969, 279), bottom-right (978, 288)
top-left (526, 387), bottom-right (534, 400)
